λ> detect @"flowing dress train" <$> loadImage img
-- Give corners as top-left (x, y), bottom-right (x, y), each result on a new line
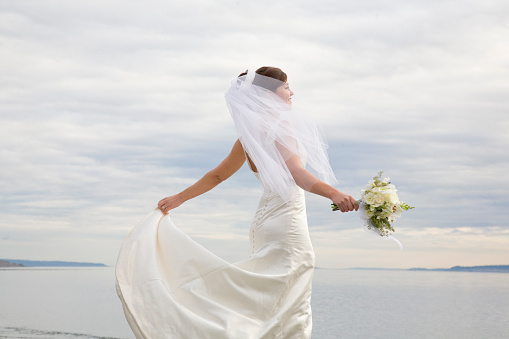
top-left (116, 173), bottom-right (315, 338)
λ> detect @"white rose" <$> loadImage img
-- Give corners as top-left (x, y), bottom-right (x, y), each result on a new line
top-left (372, 193), bottom-right (384, 207)
top-left (364, 193), bottom-right (376, 205)
top-left (384, 192), bottom-right (400, 205)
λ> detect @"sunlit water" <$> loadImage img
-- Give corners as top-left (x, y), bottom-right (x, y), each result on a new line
top-left (1, 267), bottom-right (508, 338)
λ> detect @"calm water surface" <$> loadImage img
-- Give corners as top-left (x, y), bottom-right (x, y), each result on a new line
top-left (0, 267), bottom-right (508, 338)
top-left (312, 269), bottom-right (509, 338)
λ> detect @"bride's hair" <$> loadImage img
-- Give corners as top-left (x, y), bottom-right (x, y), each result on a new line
top-left (238, 67), bottom-right (287, 92)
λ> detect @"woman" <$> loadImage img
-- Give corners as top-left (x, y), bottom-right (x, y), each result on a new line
top-left (116, 67), bottom-right (358, 339)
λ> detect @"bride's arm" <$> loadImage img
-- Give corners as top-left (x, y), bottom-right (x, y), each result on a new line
top-left (158, 139), bottom-right (246, 214)
top-left (284, 154), bottom-right (358, 213)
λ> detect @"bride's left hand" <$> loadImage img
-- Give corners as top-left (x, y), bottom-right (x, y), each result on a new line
top-left (331, 191), bottom-right (359, 213)
top-left (158, 194), bottom-right (184, 215)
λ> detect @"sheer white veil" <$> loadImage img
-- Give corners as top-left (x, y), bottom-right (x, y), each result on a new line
top-left (225, 70), bottom-right (337, 202)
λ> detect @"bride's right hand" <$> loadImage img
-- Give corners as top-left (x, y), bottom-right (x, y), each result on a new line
top-left (158, 194), bottom-right (184, 215)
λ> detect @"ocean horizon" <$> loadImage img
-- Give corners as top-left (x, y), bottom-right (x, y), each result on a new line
top-left (3, 258), bottom-right (508, 272)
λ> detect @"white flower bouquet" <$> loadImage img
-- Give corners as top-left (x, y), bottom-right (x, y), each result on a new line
top-left (332, 171), bottom-right (414, 237)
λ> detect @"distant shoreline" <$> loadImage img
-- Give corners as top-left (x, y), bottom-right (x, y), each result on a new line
top-left (0, 260), bottom-right (23, 268)
top-left (318, 265), bottom-right (509, 273)
top-left (407, 265), bottom-right (509, 273)
top-left (2, 260), bottom-right (507, 272)
top-left (0, 259), bottom-right (108, 268)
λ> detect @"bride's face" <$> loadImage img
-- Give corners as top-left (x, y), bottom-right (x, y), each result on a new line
top-left (275, 83), bottom-right (294, 105)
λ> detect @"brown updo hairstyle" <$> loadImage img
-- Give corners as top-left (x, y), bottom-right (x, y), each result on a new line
top-left (238, 66), bottom-right (287, 92)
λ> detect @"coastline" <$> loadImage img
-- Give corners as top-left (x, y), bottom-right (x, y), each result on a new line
top-left (3, 259), bottom-right (507, 273)
top-left (0, 259), bottom-right (108, 268)
top-left (321, 264), bottom-right (509, 273)
top-left (0, 260), bottom-right (23, 268)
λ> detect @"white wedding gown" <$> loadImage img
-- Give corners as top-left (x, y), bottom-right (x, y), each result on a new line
top-left (116, 172), bottom-right (315, 338)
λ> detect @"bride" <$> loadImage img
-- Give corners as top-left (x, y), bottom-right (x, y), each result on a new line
top-left (116, 66), bottom-right (358, 338)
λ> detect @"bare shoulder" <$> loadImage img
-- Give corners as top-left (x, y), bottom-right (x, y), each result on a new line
top-left (212, 139), bottom-right (246, 181)
top-left (228, 139), bottom-right (246, 159)
top-left (232, 139), bottom-right (244, 152)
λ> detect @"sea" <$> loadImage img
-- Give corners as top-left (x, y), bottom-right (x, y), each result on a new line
top-left (0, 267), bottom-right (508, 339)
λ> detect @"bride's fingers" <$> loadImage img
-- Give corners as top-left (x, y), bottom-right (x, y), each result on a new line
top-left (343, 199), bottom-right (353, 212)
top-left (335, 195), bottom-right (358, 213)
top-left (346, 197), bottom-right (358, 212)
top-left (158, 199), bottom-right (168, 209)
top-left (351, 201), bottom-right (357, 211)
top-left (336, 202), bottom-right (345, 213)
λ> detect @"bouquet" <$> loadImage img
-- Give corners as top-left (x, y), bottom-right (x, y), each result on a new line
top-left (332, 171), bottom-right (414, 237)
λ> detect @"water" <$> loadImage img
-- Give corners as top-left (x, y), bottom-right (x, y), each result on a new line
top-left (311, 269), bottom-right (509, 338)
top-left (0, 268), bottom-right (129, 339)
top-left (1, 268), bottom-right (508, 339)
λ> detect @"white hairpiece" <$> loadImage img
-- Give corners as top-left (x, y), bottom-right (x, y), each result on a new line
top-left (240, 69), bottom-right (256, 89)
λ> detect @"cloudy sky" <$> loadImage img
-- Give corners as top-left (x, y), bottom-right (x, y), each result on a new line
top-left (1, 0), bottom-right (508, 269)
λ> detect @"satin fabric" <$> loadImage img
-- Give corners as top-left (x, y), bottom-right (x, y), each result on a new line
top-left (116, 176), bottom-right (315, 338)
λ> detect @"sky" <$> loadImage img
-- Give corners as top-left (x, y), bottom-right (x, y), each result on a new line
top-left (1, 0), bottom-right (508, 269)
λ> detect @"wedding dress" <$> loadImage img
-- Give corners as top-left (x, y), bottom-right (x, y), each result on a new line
top-left (115, 170), bottom-right (315, 338)
top-left (115, 70), bottom-right (337, 338)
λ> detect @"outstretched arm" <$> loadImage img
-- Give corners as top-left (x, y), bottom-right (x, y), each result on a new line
top-left (158, 139), bottom-right (246, 214)
top-left (273, 125), bottom-right (356, 212)
top-left (285, 153), bottom-right (358, 213)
